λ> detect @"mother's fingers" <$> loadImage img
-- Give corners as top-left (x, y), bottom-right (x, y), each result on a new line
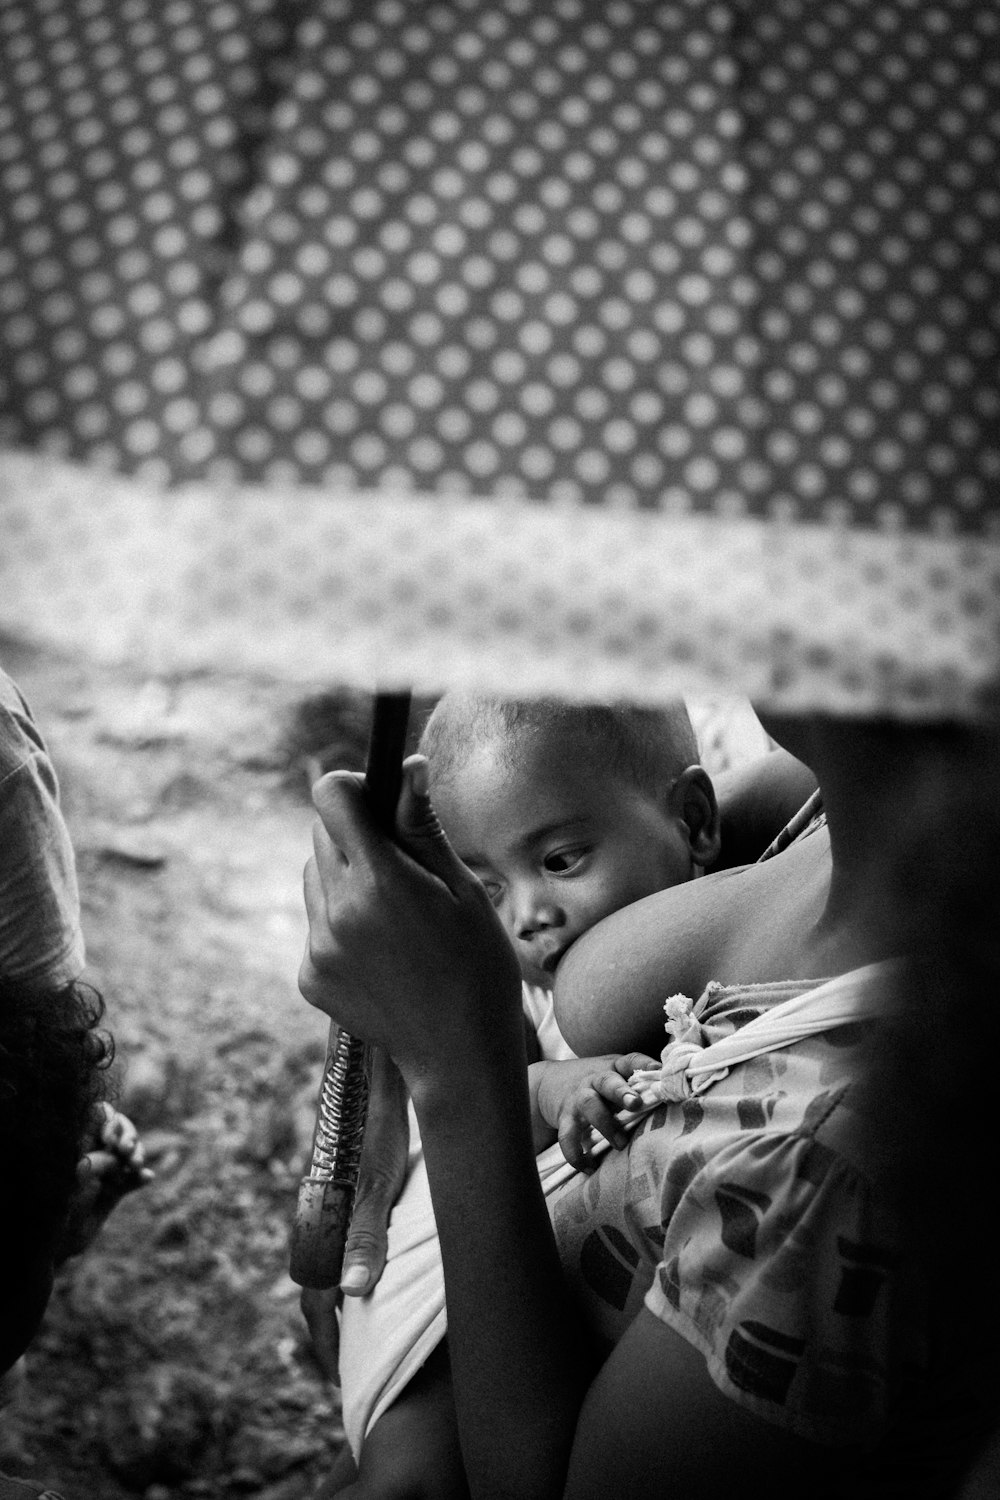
top-left (311, 770), bottom-right (383, 869)
top-left (304, 810), bottom-right (354, 948)
top-left (299, 758), bottom-right (522, 1070)
top-left (300, 856), bottom-right (340, 999)
top-left (311, 783), bottom-right (357, 876)
top-left (393, 755), bottom-right (464, 891)
top-left (302, 853), bottom-right (324, 920)
top-left (300, 1286), bottom-right (343, 1384)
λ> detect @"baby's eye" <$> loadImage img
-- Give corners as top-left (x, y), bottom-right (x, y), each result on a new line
top-left (543, 847), bottom-right (589, 875)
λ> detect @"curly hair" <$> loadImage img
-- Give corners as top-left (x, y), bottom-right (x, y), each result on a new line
top-left (0, 976), bottom-right (115, 1260)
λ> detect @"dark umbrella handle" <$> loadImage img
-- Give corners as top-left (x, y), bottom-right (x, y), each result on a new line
top-left (289, 691), bottom-right (412, 1290)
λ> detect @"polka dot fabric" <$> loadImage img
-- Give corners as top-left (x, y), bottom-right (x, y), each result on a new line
top-left (0, 0), bottom-right (998, 714)
top-left (2, 450), bottom-right (997, 720)
top-left (0, 0), bottom-right (301, 479)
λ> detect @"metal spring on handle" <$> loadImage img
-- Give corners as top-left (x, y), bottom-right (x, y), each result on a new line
top-left (307, 1029), bottom-right (371, 1182)
top-left (288, 691), bottom-right (411, 1289)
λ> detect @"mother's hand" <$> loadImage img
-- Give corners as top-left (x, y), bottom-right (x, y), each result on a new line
top-left (299, 1046), bottom-right (411, 1383)
top-left (298, 756), bottom-right (523, 1095)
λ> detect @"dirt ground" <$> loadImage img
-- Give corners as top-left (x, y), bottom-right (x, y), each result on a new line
top-left (0, 636), bottom-right (387, 1500)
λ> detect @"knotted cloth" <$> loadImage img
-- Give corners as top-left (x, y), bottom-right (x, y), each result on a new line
top-left (624, 966), bottom-right (891, 1109)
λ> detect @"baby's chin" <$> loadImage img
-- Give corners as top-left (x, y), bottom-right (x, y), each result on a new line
top-left (521, 941), bottom-right (579, 992)
top-left (519, 965), bottom-right (554, 994)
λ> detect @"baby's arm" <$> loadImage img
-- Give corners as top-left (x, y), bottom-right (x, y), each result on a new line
top-left (527, 1053), bottom-right (658, 1169)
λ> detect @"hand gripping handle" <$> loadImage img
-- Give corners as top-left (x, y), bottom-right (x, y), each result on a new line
top-left (289, 691), bottom-right (411, 1289)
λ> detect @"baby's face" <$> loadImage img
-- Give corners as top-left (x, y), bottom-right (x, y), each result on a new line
top-left (432, 729), bottom-right (695, 990)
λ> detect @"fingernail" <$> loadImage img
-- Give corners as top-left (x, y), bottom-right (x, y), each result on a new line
top-left (410, 757), bottom-right (428, 798)
top-left (341, 1264), bottom-right (370, 1295)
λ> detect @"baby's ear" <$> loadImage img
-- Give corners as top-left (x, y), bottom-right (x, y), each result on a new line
top-left (671, 767), bottom-right (722, 870)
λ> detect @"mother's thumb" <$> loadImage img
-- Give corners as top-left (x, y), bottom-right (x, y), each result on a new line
top-left (395, 755), bottom-right (461, 883)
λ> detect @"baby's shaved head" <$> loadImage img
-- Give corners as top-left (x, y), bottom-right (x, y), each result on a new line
top-left (418, 694), bottom-right (699, 799)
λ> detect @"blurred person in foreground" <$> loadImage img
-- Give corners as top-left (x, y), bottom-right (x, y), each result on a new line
top-left (0, 665), bottom-right (151, 1497)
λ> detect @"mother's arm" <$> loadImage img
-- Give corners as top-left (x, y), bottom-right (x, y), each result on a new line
top-left (712, 745), bottom-right (818, 870)
top-left (298, 764), bottom-right (843, 1500)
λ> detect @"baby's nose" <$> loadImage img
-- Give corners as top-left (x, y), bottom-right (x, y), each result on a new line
top-left (514, 896), bottom-right (563, 940)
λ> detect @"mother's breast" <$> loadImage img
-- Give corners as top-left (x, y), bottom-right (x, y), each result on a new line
top-left (552, 831), bottom-right (832, 1058)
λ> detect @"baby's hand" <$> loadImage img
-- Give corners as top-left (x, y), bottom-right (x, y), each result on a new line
top-left (535, 1054), bottom-right (659, 1173)
top-left (56, 1103), bottom-right (154, 1261)
top-left (97, 1101), bottom-right (151, 1174)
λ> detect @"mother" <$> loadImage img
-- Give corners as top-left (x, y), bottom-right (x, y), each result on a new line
top-left (299, 715), bottom-right (999, 1500)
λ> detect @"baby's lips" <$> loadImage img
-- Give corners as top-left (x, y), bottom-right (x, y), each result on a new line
top-left (540, 938), bottom-right (576, 975)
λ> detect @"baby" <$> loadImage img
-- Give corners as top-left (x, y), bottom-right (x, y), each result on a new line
top-left (326, 693), bottom-right (771, 1498)
top-left (421, 694), bottom-right (722, 1171)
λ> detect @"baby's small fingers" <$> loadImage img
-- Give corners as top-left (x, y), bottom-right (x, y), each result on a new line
top-left (78, 1148), bottom-right (152, 1190)
top-left (100, 1112), bottom-right (148, 1169)
top-left (556, 1111), bottom-right (599, 1173)
top-left (103, 1120), bottom-right (126, 1152)
top-left (120, 1137), bottom-right (147, 1170)
top-left (107, 1111), bottom-right (140, 1151)
top-left (575, 1091), bottom-right (629, 1151)
top-left (613, 1052), bottom-right (659, 1081)
top-left (117, 1165), bottom-right (155, 1194)
top-left (76, 1153), bottom-right (91, 1182)
top-left (592, 1071), bottom-right (646, 1116)
top-left (79, 1149), bottom-right (119, 1182)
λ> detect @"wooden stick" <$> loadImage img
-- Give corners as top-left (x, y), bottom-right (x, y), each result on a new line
top-left (289, 691), bottom-right (412, 1289)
